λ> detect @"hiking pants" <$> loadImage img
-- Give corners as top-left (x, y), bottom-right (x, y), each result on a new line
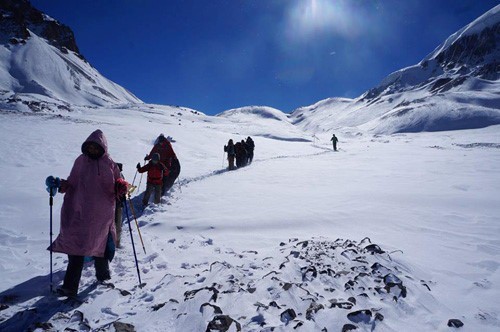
top-left (228, 155), bottom-right (235, 170)
top-left (143, 183), bottom-right (162, 205)
top-left (62, 255), bottom-right (110, 294)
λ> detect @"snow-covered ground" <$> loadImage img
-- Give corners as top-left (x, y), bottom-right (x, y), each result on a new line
top-left (1, 105), bottom-right (499, 331)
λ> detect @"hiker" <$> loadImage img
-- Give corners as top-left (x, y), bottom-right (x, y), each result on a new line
top-left (115, 163), bottom-right (126, 248)
top-left (224, 139), bottom-right (236, 170)
top-left (50, 129), bottom-right (128, 297)
top-left (234, 140), bottom-right (247, 168)
top-left (145, 134), bottom-right (180, 195)
top-left (246, 136), bottom-right (255, 164)
top-left (137, 153), bottom-right (169, 207)
top-left (331, 134), bottom-right (338, 151)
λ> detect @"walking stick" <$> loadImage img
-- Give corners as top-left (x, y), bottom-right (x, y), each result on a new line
top-left (123, 199), bottom-right (142, 285)
top-left (131, 169), bottom-right (138, 187)
top-left (49, 189), bottom-right (54, 292)
top-left (137, 162), bottom-right (145, 192)
top-left (128, 196), bottom-right (147, 254)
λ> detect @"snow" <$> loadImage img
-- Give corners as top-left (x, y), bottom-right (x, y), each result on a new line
top-left (1, 4), bottom-right (500, 331)
top-left (1, 104), bottom-right (500, 331)
top-left (0, 31), bottom-right (141, 107)
top-left (426, 4), bottom-right (500, 61)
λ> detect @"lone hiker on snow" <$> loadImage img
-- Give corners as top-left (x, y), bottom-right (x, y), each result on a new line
top-left (145, 134), bottom-right (180, 195)
top-left (137, 153), bottom-right (169, 207)
top-left (49, 129), bottom-right (129, 297)
top-left (331, 134), bottom-right (339, 151)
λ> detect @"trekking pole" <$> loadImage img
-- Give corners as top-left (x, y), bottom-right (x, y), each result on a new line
top-left (137, 162), bottom-right (145, 192)
top-left (131, 169), bottom-right (138, 187)
top-left (49, 189), bottom-right (54, 292)
top-left (222, 151), bottom-right (225, 168)
top-left (128, 197), bottom-right (147, 254)
top-left (123, 199), bottom-right (142, 285)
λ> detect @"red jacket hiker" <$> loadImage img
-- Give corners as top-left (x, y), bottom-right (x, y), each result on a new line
top-left (137, 161), bottom-right (169, 185)
top-left (145, 138), bottom-right (176, 168)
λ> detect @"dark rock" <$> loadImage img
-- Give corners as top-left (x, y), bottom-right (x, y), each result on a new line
top-left (305, 302), bottom-right (324, 320)
top-left (113, 321), bottom-right (136, 332)
top-left (283, 283), bottom-right (293, 291)
top-left (347, 297), bottom-right (356, 304)
top-left (375, 313), bottom-right (384, 321)
top-left (347, 310), bottom-right (372, 324)
top-left (293, 321), bottom-right (304, 329)
top-left (364, 244), bottom-right (385, 254)
top-left (206, 315), bottom-right (241, 332)
top-left (280, 309), bottom-right (297, 324)
top-left (447, 319), bottom-right (464, 328)
top-left (342, 323), bottom-right (358, 331)
top-left (200, 303), bottom-right (223, 315)
top-left (0, 303), bottom-right (9, 311)
top-left (269, 301), bottom-right (281, 309)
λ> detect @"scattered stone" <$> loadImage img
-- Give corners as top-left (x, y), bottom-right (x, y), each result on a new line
top-left (375, 313), bottom-right (384, 321)
top-left (447, 319), bottom-right (464, 328)
top-left (347, 310), bottom-right (372, 324)
top-left (206, 315), bottom-right (241, 332)
top-left (200, 303), bottom-right (223, 315)
top-left (113, 321), bottom-right (136, 332)
top-left (269, 301), bottom-right (281, 309)
top-left (364, 244), bottom-right (385, 254)
top-left (283, 282), bottom-right (293, 291)
top-left (306, 302), bottom-right (324, 320)
top-left (342, 323), bottom-right (358, 331)
top-left (280, 309), bottom-right (297, 324)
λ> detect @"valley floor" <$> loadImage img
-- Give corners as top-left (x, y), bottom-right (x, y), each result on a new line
top-left (0, 109), bottom-right (499, 331)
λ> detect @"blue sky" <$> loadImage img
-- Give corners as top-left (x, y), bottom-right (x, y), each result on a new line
top-left (31, 0), bottom-right (498, 115)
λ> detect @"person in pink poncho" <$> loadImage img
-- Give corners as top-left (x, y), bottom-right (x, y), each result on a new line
top-left (50, 129), bottom-right (128, 297)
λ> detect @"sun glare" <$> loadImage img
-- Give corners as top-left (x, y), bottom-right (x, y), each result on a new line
top-left (286, 0), bottom-right (362, 41)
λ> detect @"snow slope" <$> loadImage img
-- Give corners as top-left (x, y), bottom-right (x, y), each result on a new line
top-left (290, 5), bottom-right (500, 135)
top-left (0, 106), bottom-right (499, 331)
top-left (0, 31), bottom-right (141, 108)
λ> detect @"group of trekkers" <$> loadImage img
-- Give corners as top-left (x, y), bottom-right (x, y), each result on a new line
top-left (45, 129), bottom-right (335, 298)
top-left (46, 130), bottom-right (180, 297)
top-left (224, 136), bottom-right (255, 170)
top-left (136, 134), bottom-right (181, 208)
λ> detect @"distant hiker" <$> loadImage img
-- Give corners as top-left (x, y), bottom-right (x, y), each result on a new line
top-left (137, 153), bottom-right (169, 207)
top-left (224, 139), bottom-right (236, 170)
top-left (50, 129), bottom-right (128, 297)
top-left (115, 163), bottom-right (126, 248)
top-left (235, 140), bottom-right (248, 168)
top-left (246, 136), bottom-right (255, 164)
top-left (331, 134), bottom-right (338, 151)
top-left (145, 134), bottom-right (180, 195)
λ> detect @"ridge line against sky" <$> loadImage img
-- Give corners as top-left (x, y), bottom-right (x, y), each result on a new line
top-left (30, 0), bottom-right (499, 115)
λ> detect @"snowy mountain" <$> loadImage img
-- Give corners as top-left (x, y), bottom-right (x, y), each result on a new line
top-left (0, 0), bottom-right (141, 110)
top-left (0, 3), bottom-right (500, 332)
top-left (291, 5), bottom-right (500, 134)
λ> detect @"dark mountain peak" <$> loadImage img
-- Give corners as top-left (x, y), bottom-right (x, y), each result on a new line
top-left (0, 0), bottom-right (80, 55)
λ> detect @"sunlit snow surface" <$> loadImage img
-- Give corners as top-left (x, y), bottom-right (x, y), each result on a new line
top-left (0, 104), bottom-right (499, 331)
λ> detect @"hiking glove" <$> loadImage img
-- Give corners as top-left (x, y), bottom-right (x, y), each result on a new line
top-left (45, 176), bottom-right (61, 196)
